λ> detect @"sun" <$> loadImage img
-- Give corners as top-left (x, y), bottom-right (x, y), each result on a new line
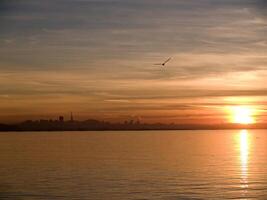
top-left (230, 106), bottom-right (255, 124)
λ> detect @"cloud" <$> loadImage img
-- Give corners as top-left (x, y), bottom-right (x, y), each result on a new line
top-left (0, 0), bottom-right (267, 122)
top-left (255, 0), bottom-right (267, 16)
top-left (0, 1), bottom-right (266, 69)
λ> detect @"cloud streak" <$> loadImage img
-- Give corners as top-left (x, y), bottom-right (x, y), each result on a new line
top-left (0, 0), bottom-right (267, 122)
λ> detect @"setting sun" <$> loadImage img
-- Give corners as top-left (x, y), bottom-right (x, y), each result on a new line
top-left (230, 106), bottom-right (255, 124)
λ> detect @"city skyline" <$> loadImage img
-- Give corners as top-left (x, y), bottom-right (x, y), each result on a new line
top-left (2, 114), bottom-right (267, 132)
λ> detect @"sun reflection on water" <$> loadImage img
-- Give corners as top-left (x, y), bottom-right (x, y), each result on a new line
top-left (239, 130), bottom-right (250, 191)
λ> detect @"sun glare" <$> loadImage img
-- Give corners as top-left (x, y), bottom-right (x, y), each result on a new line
top-left (230, 106), bottom-right (255, 124)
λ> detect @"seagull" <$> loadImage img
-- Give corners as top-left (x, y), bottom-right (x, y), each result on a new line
top-left (154, 57), bottom-right (171, 67)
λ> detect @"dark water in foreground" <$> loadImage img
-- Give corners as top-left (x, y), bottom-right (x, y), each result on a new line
top-left (0, 130), bottom-right (267, 199)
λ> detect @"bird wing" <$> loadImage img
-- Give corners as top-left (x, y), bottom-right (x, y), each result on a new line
top-left (163, 57), bottom-right (171, 64)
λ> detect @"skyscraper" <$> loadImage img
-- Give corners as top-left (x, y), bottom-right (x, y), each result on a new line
top-left (70, 112), bottom-right (74, 122)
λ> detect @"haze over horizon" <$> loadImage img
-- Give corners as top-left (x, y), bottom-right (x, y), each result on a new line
top-left (1, 0), bottom-right (267, 124)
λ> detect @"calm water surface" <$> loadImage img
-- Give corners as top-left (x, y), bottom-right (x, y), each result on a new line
top-left (0, 130), bottom-right (267, 199)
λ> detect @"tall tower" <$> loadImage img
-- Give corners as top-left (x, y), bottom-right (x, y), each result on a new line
top-left (59, 116), bottom-right (64, 122)
top-left (70, 112), bottom-right (74, 122)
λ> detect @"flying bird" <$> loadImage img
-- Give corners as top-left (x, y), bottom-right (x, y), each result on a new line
top-left (154, 57), bottom-right (171, 67)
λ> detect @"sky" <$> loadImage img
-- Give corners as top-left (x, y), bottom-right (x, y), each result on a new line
top-left (0, 0), bottom-right (267, 124)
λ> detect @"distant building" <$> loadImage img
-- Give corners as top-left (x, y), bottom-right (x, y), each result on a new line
top-left (70, 112), bottom-right (74, 122)
top-left (59, 116), bottom-right (64, 122)
top-left (135, 120), bottom-right (140, 125)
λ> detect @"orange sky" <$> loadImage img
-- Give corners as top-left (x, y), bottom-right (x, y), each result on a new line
top-left (0, 1), bottom-right (267, 124)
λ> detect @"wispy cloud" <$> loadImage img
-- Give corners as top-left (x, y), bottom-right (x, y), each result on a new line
top-left (0, 0), bottom-right (267, 122)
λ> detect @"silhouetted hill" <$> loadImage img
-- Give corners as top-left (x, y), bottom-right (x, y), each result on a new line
top-left (0, 123), bottom-right (18, 131)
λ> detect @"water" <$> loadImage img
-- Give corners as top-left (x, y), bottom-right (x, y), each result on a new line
top-left (0, 130), bottom-right (267, 199)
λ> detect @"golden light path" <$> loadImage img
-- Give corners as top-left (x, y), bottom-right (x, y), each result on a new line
top-left (239, 130), bottom-right (250, 191)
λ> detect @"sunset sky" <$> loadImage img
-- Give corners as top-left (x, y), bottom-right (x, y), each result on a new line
top-left (0, 0), bottom-right (267, 124)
